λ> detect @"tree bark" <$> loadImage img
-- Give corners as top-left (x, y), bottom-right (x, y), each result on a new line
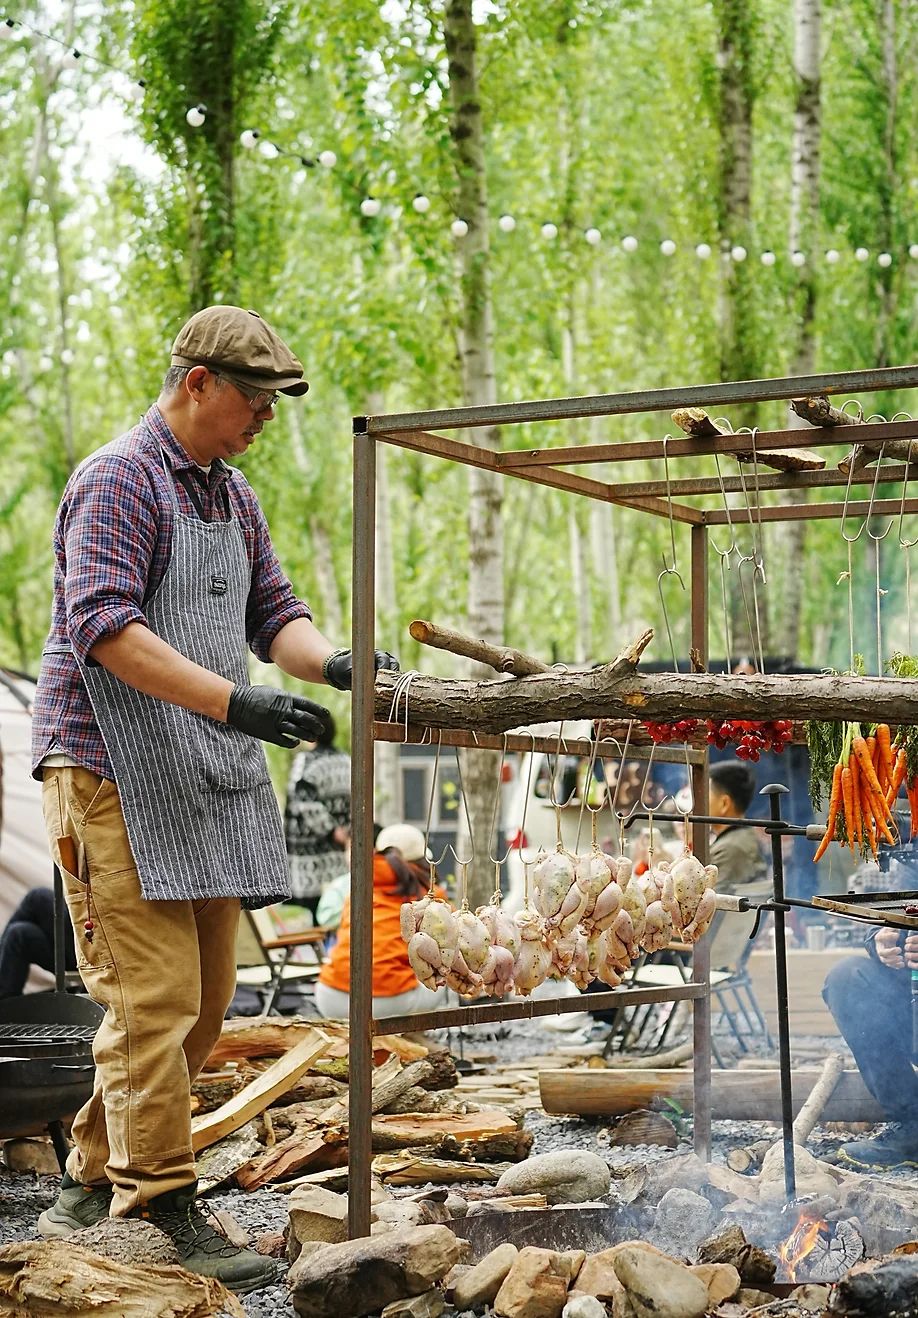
top-left (445, 0), bottom-right (504, 907)
top-left (373, 665), bottom-right (918, 732)
top-left (408, 621), bottom-right (550, 676)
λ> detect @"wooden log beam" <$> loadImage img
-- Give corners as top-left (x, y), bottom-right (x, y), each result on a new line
top-left (538, 1066), bottom-right (885, 1122)
top-left (671, 407), bottom-right (825, 472)
top-left (790, 396), bottom-right (861, 428)
top-left (374, 667), bottom-right (918, 734)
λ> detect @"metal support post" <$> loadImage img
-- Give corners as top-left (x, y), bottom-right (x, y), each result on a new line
top-left (762, 782), bottom-right (796, 1202)
top-left (348, 430), bottom-right (377, 1239)
top-left (690, 523), bottom-right (712, 1161)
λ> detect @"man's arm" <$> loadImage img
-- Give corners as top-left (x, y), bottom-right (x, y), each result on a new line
top-left (91, 623), bottom-right (233, 721)
top-left (268, 616), bottom-right (336, 685)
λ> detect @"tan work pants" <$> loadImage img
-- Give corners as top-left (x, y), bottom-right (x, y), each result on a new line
top-left (42, 767), bottom-right (240, 1216)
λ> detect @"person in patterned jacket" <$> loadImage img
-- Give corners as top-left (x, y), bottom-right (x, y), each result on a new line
top-left (284, 708), bottom-right (351, 918)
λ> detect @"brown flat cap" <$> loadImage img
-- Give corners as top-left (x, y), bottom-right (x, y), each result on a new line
top-left (171, 305), bottom-right (309, 396)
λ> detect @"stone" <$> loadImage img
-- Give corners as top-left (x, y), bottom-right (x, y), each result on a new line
top-left (688, 1262), bottom-right (740, 1305)
top-left (209, 1208), bottom-right (249, 1248)
top-left (381, 1290), bottom-right (446, 1318)
top-left (493, 1247), bottom-right (584, 1318)
top-left (287, 1184), bottom-right (350, 1248)
top-left (255, 1230), bottom-right (287, 1258)
top-left (69, 1218), bottom-right (180, 1266)
top-left (495, 1151), bottom-right (611, 1205)
top-left (611, 1243), bottom-right (709, 1318)
top-left (638, 1153), bottom-right (711, 1205)
top-left (738, 1288), bottom-right (775, 1307)
top-left (574, 1250), bottom-right (629, 1317)
top-left (648, 1188), bottom-right (718, 1257)
top-left (562, 1296), bottom-right (606, 1318)
top-left (290, 1224), bottom-right (462, 1318)
top-left (444, 1193), bottom-right (469, 1218)
top-left (2, 1137), bottom-right (60, 1175)
top-left (288, 1239), bottom-right (327, 1266)
top-left (835, 1176), bottom-right (918, 1256)
top-left (374, 1200), bottom-right (451, 1228)
top-left (793, 1283), bottom-right (831, 1312)
top-left (758, 1143), bottom-right (838, 1207)
top-left (452, 1243), bottom-right (518, 1309)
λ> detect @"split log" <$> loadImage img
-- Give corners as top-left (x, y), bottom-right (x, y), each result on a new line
top-left (792, 1051), bottom-right (846, 1145)
top-left (191, 1029), bottom-right (331, 1152)
top-left (671, 407), bottom-right (825, 472)
top-left (697, 1225), bottom-right (776, 1286)
top-left (371, 1154), bottom-right (510, 1186)
top-left (375, 665), bottom-right (918, 734)
top-left (206, 1018), bottom-right (426, 1068)
top-left (369, 1108), bottom-right (527, 1154)
top-left (0, 1238), bottom-right (244, 1316)
top-left (538, 1067), bottom-right (885, 1122)
top-left (235, 1126), bottom-right (348, 1192)
top-left (409, 620), bottom-right (550, 676)
top-left (317, 1051), bottom-right (404, 1122)
top-left (827, 1254), bottom-right (918, 1316)
top-left (196, 1119), bottom-right (265, 1194)
top-left (796, 395), bottom-right (918, 476)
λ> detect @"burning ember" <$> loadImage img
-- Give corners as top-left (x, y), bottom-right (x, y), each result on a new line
top-left (776, 1210), bottom-right (865, 1283)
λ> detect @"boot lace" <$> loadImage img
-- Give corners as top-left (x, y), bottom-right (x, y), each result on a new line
top-left (150, 1201), bottom-right (240, 1260)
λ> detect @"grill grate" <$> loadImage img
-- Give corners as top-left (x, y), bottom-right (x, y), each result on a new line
top-left (0, 1023), bottom-right (96, 1043)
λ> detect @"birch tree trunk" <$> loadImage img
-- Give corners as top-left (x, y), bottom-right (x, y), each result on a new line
top-left (563, 297), bottom-right (591, 665)
top-left (775, 0), bottom-right (822, 663)
top-left (873, 0), bottom-right (898, 370)
top-left (445, 0), bottom-right (504, 907)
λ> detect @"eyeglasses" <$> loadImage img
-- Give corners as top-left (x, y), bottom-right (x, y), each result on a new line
top-left (211, 370), bottom-right (279, 413)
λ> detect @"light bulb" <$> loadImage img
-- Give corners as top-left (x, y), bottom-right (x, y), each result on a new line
top-left (878, 251), bottom-right (893, 268)
top-left (855, 247), bottom-right (869, 262)
top-left (540, 222), bottom-right (558, 240)
top-left (60, 348), bottom-right (75, 365)
top-left (825, 249), bottom-right (840, 264)
top-left (412, 194), bottom-right (431, 213)
top-left (909, 244), bottom-right (918, 260)
top-left (0, 18), bottom-right (16, 38)
top-left (185, 106), bottom-right (206, 128)
top-left (318, 150), bottom-right (337, 168)
top-left (584, 227), bottom-right (601, 245)
top-left (126, 80), bottom-right (145, 102)
top-left (791, 250), bottom-right (806, 267)
top-left (64, 49), bottom-right (82, 68)
top-left (240, 129), bottom-right (260, 149)
top-left (695, 243), bottom-right (712, 260)
top-left (498, 214), bottom-right (516, 233)
top-left (731, 245), bottom-right (747, 262)
top-left (621, 235), bottom-right (638, 253)
top-left (451, 218), bottom-right (468, 238)
top-left (258, 139), bottom-right (279, 159)
top-left (660, 239), bottom-right (676, 256)
top-left (360, 197), bottom-right (381, 217)
top-left (760, 250), bottom-right (776, 266)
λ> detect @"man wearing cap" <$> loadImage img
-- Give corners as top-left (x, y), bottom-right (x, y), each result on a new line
top-left (30, 306), bottom-right (398, 1291)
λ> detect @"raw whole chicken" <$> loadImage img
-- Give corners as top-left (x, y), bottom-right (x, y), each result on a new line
top-left (477, 901), bottom-right (520, 997)
top-left (577, 852), bottom-right (624, 936)
top-left (454, 907), bottom-right (492, 975)
top-left (533, 849), bottom-right (589, 935)
top-left (564, 925), bottom-right (592, 991)
top-left (401, 896), bottom-right (460, 991)
top-left (621, 872), bottom-right (648, 952)
top-left (512, 906), bottom-right (553, 996)
top-left (667, 853), bottom-right (719, 943)
top-left (604, 905), bottom-right (638, 965)
top-left (572, 852), bottom-right (614, 924)
top-left (640, 899), bottom-right (673, 953)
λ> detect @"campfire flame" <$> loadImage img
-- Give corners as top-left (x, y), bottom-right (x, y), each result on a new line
top-left (776, 1213), bottom-right (830, 1282)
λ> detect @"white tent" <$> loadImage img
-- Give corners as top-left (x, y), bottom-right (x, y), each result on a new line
top-left (0, 669), bottom-right (55, 987)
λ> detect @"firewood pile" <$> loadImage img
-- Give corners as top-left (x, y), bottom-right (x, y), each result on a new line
top-left (188, 1017), bottom-right (535, 1194)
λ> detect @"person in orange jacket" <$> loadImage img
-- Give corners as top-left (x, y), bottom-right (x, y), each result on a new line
top-left (315, 824), bottom-right (450, 1019)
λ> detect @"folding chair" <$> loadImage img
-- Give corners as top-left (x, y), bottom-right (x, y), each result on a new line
top-left (234, 907), bottom-right (332, 1015)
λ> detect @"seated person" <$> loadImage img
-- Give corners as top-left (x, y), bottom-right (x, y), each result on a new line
top-left (314, 824), bottom-right (450, 1020)
top-left (709, 761), bottom-right (768, 894)
top-left (0, 886), bottom-right (77, 998)
top-left (823, 925), bottom-right (918, 1169)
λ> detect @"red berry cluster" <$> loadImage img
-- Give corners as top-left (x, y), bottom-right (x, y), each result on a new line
top-left (705, 718), bottom-right (794, 760)
top-left (642, 719), bottom-right (700, 743)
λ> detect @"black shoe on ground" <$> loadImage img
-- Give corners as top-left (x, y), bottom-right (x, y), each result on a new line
top-left (37, 1171), bottom-right (113, 1237)
top-left (837, 1123), bottom-right (918, 1170)
top-left (131, 1181), bottom-right (278, 1294)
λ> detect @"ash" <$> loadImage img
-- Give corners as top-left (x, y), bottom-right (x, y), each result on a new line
top-left (1, 1017), bottom-right (917, 1316)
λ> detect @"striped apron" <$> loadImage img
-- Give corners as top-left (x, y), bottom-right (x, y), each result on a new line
top-left (73, 447), bottom-right (290, 907)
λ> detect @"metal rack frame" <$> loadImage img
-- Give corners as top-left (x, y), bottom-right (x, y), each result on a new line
top-left (347, 363), bottom-right (918, 1236)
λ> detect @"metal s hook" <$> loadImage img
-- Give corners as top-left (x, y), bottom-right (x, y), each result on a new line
top-left (487, 733), bottom-right (515, 867)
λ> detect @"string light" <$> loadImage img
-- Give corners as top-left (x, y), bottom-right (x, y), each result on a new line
top-left (0, 17), bottom-right (16, 37)
top-left (730, 245), bottom-right (747, 262)
top-left (621, 235), bottom-right (638, 253)
top-left (660, 239), bottom-right (676, 256)
top-left (450, 218), bottom-right (468, 238)
top-left (185, 105), bottom-right (206, 128)
top-left (910, 245), bottom-right (918, 259)
top-left (760, 250), bottom-right (776, 266)
top-left (240, 129), bottom-right (260, 149)
top-left (412, 194), bottom-right (430, 213)
top-left (257, 138), bottom-right (278, 159)
top-left (360, 197), bottom-right (381, 217)
top-left (317, 150), bottom-right (336, 168)
top-left (695, 243), bottom-right (712, 259)
top-left (878, 251), bottom-right (893, 267)
top-left (0, 13), bottom-right (146, 97)
top-left (825, 249), bottom-right (840, 264)
top-left (791, 250), bottom-right (806, 267)
top-left (584, 227), bottom-right (601, 245)
top-left (540, 222), bottom-right (558, 240)
top-left (498, 214), bottom-right (516, 232)
top-left (855, 247), bottom-right (870, 262)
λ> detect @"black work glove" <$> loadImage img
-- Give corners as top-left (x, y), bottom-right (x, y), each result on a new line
top-left (322, 647), bottom-right (400, 692)
top-left (227, 685), bottom-right (330, 748)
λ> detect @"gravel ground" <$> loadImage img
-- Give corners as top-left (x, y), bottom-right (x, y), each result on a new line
top-left (2, 1013), bottom-right (917, 1316)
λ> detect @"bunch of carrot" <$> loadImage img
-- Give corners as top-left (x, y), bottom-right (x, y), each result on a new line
top-left (813, 722), bottom-right (907, 863)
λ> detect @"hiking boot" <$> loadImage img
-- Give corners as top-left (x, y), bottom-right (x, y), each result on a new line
top-left (37, 1171), bottom-right (113, 1237)
top-left (837, 1123), bottom-right (918, 1170)
top-left (132, 1181), bottom-right (278, 1294)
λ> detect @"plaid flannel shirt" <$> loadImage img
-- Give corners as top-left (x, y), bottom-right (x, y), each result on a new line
top-left (31, 404), bottom-right (311, 780)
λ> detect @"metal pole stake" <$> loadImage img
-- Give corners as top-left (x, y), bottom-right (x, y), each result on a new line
top-left (762, 783), bottom-right (796, 1202)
